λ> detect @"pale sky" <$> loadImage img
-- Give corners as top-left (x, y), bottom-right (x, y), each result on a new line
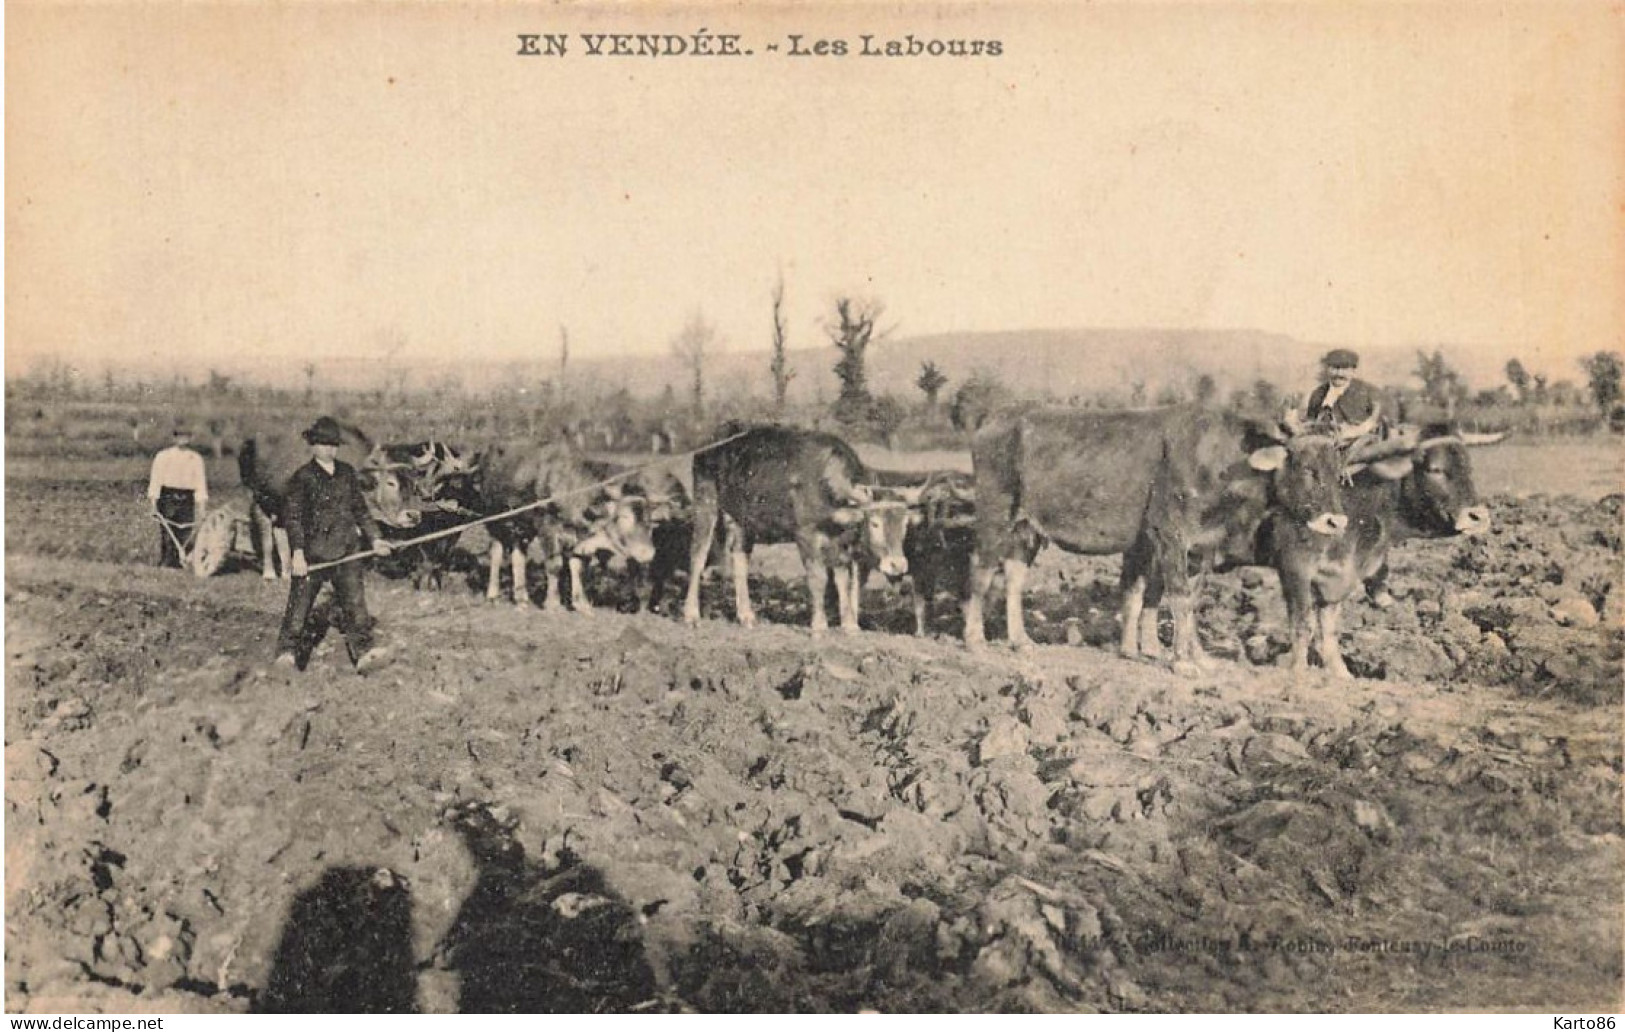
top-left (6, 2), bottom-right (1622, 381)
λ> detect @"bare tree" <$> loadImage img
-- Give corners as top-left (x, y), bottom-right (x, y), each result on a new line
top-left (769, 272), bottom-right (795, 413)
top-left (302, 362), bottom-right (317, 403)
top-left (670, 310), bottom-right (715, 417)
top-left (559, 325), bottom-right (570, 384)
top-left (827, 296), bottom-right (889, 409)
top-left (916, 360), bottom-right (949, 411)
top-left (1415, 348), bottom-right (1468, 415)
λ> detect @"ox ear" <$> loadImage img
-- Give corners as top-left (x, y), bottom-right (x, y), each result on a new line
top-left (906, 511), bottom-right (923, 527)
top-left (829, 505), bottom-right (865, 526)
top-left (1368, 456), bottom-right (1415, 481)
top-left (1459, 431), bottom-right (1507, 447)
top-left (1247, 445), bottom-right (1288, 472)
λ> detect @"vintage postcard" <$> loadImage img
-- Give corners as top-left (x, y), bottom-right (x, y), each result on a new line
top-left (6, 1), bottom-right (1622, 1016)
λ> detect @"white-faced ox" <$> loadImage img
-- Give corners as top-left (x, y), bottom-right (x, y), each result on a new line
top-left (886, 470), bottom-right (1047, 638)
top-left (1260, 424), bottom-right (1503, 677)
top-left (681, 426), bottom-right (916, 635)
top-left (237, 421), bottom-right (418, 580)
top-left (578, 458), bottom-right (692, 612)
top-left (964, 406), bottom-right (1349, 673)
top-left (475, 442), bottom-right (657, 613)
top-left (360, 441), bottom-right (481, 590)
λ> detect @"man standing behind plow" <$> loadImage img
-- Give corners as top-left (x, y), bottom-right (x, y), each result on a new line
top-left (273, 417), bottom-right (394, 673)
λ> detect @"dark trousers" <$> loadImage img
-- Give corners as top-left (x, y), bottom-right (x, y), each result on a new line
top-left (156, 488), bottom-right (196, 569)
top-left (276, 561), bottom-right (376, 667)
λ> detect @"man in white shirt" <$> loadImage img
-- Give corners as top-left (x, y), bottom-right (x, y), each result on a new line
top-left (147, 426), bottom-right (209, 569)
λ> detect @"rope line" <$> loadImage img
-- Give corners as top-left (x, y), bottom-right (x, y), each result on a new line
top-left (303, 430), bottom-right (753, 574)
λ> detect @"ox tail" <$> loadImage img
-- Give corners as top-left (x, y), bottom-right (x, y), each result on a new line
top-left (237, 439), bottom-right (258, 487)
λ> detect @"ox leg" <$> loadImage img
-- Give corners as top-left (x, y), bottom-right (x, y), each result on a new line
top-left (683, 499), bottom-right (720, 627)
top-left (272, 528), bottom-right (292, 581)
top-left (832, 563), bottom-right (859, 635)
top-left (513, 545), bottom-right (533, 610)
top-left (1140, 608), bottom-right (1165, 660)
top-left (567, 555), bottom-right (592, 614)
top-left (256, 510), bottom-right (277, 580)
top-left (1167, 593), bottom-right (1205, 676)
top-left (1283, 581), bottom-right (1313, 675)
top-left (486, 541), bottom-right (504, 603)
top-left (1317, 602), bottom-right (1351, 679)
top-left (1004, 558), bottom-right (1031, 649)
top-left (963, 555), bottom-right (995, 647)
top-left (262, 523), bottom-right (290, 581)
top-left (801, 556), bottom-right (830, 635)
top-left (848, 561), bottom-right (865, 632)
top-left (731, 549), bottom-right (757, 628)
top-left (1119, 576), bottom-right (1146, 658)
top-left (911, 575), bottom-right (930, 637)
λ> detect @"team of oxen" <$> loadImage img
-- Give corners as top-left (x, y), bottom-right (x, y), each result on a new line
top-left (223, 407), bottom-right (1503, 678)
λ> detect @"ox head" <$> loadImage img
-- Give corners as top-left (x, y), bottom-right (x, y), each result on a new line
top-left (358, 467), bottom-right (424, 530)
top-left (576, 484), bottom-right (658, 565)
top-left (1346, 425), bottom-right (1503, 536)
top-left (829, 486), bottom-right (921, 580)
top-left (1246, 427), bottom-right (1349, 538)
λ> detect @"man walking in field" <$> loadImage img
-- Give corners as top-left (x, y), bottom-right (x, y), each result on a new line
top-left (273, 416), bottom-right (393, 673)
top-left (147, 424), bottom-right (208, 569)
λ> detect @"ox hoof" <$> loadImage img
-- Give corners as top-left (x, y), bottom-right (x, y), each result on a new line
top-left (1171, 660), bottom-right (1203, 679)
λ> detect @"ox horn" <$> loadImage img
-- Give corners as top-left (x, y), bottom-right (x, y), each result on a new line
top-left (1337, 410), bottom-right (1381, 443)
top-left (1458, 431), bottom-right (1507, 447)
top-left (1417, 435), bottom-right (1463, 452)
top-left (1277, 406), bottom-right (1307, 439)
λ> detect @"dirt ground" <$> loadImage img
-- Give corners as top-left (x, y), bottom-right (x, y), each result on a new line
top-left (4, 451), bottom-right (1622, 1013)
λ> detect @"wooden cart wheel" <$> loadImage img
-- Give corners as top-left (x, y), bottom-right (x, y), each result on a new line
top-left (191, 506), bottom-right (240, 578)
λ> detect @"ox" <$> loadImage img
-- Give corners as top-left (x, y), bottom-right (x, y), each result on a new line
top-left (578, 458), bottom-right (693, 612)
top-left (361, 441), bottom-right (481, 590)
top-left (964, 406), bottom-right (1349, 671)
top-left (889, 470), bottom-right (1047, 638)
top-left (1261, 423), bottom-right (1502, 677)
top-left (237, 422), bottom-right (417, 580)
top-left (475, 441), bottom-right (658, 612)
top-left (681, 425), bottom-right (917, 635)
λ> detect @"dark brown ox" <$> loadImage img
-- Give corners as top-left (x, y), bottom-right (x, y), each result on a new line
top-left (681, 425), bottom-right (916, 635)
top-left (965, 406), bottom-right (1349, 670)
top-left (474, 441), bottom-right (657, 612)
top-left (237, 421), bottom-right (416, 580)
top-left (889, 470), bottom-right (1047, 638)
top-left (1261, 424), bottom-right (1503, 677)
top-left (361, 442), bottom-right (482, 590)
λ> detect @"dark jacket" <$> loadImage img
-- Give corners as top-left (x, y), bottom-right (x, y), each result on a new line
top-left (283, 460), bottom-right (382, 563)
top-left (1306, 378), bottom-right (1380, 426)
